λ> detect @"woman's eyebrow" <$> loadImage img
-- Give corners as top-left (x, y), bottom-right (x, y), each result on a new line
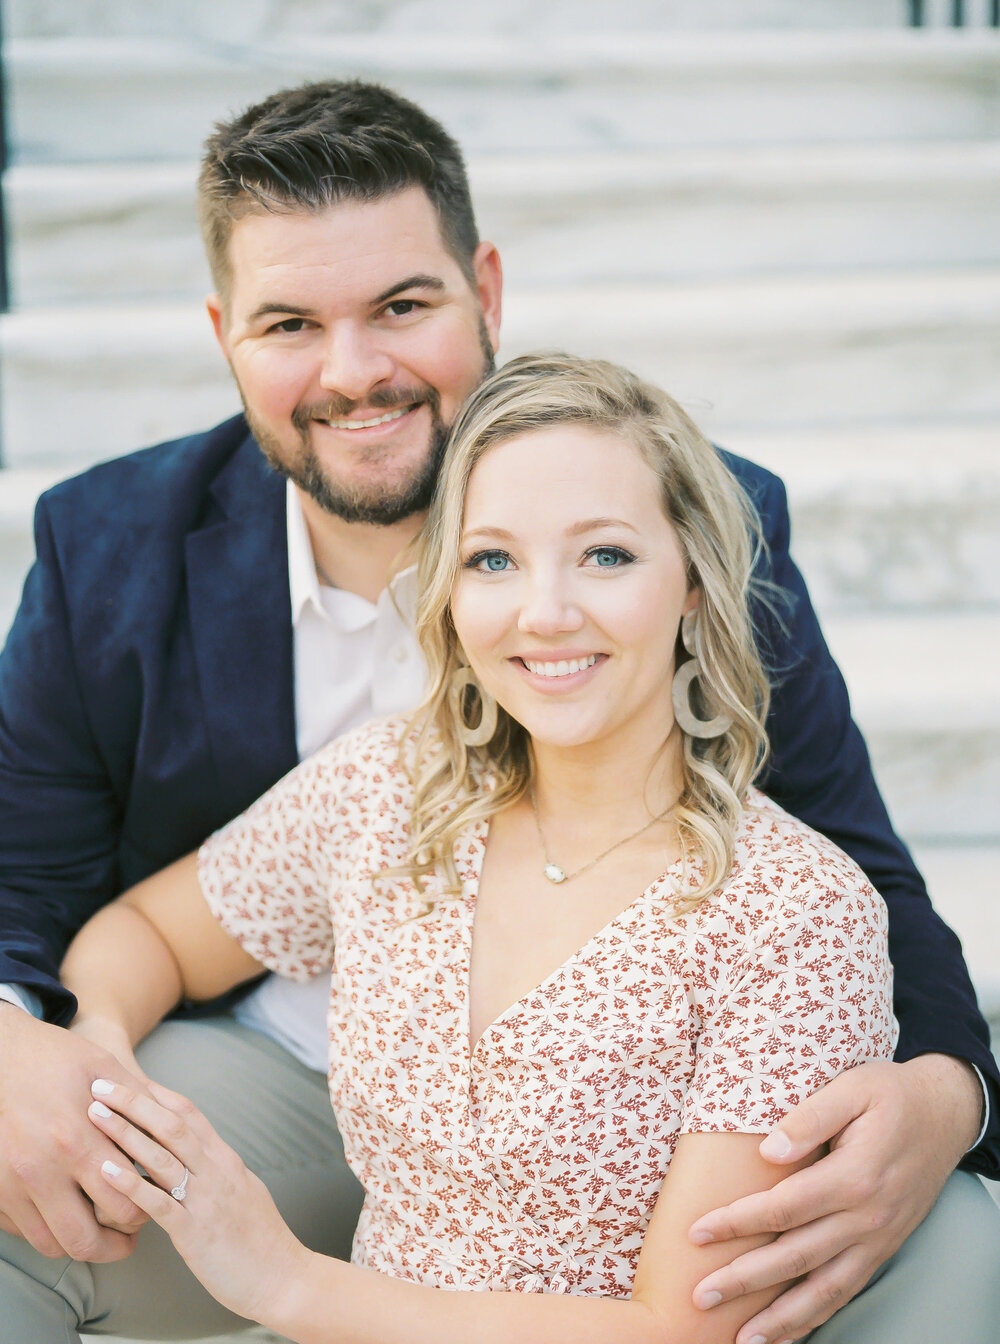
top-left (567, 517), bottom-right (641, 536)
top-left (461, 519), bottom-right (640, 544)
top-left (461, 526), bottom-right (516, 544)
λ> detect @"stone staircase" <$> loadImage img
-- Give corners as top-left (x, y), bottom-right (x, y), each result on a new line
top-left (1, 2), bottom-right (998, 1335)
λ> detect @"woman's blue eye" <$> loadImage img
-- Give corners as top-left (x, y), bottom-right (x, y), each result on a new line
top-left (588, 546), bottom-right (633, 567)
top-left (466, 551), bottom-right (511, 572)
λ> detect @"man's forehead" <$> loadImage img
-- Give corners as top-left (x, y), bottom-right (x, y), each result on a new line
top-left (225, 187), bottom-right (458, 294)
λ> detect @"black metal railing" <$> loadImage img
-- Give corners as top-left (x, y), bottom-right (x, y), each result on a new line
top-left (910, 0), bottom-right (1000, 24)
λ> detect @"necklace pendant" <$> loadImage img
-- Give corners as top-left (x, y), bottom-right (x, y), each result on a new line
top-left (543, 862), bottom-right (567, 884)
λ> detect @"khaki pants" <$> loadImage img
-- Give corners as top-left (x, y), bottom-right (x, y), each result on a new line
top-left (0, 1015), bottom-right (997, 1342)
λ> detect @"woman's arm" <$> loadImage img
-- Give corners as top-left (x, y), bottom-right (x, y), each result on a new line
top-left (89, 1077), bottom-right (810, 1344)
top-left (62, 851), bottom-right (265, 1050)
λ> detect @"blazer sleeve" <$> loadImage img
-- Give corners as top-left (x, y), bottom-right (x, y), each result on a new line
top-left (0, 495), bottom-right (123, 1024)
top-left (747, 467), bottom-right (1000, 1178)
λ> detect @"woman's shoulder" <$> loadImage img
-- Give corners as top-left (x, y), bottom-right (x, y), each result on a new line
top-left (302, 714), bottom-right (414, 777)
top-left (672, 790), bottom-right (890, 996)
top-left (729, 787), bottom-right (884, 925)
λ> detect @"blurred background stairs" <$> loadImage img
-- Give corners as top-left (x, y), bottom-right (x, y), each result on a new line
top-left (1, 2), bottom-right (998, 1336)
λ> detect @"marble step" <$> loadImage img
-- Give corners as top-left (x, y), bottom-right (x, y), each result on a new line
top-left (8, 30), bottom-right (1000, 165)
top-left (4, 0), bottom-right (910, 42)
top-left (3, 267), bottom-right (998, 469)
top-left (821, 613), bottom-right (1000, 844)
top-left (10, 140), bottom-right (1000, 308)
top-left (723, 424), bottom-right (1000, 617)
top-left (5, 421), bottom-right (999, 644)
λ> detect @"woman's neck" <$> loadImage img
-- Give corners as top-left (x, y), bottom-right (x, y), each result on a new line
top-left (529, 724), bottom-right (685, 832)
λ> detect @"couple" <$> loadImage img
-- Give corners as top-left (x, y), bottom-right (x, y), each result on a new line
top-left (0, 79), bottom-right (997, 1344)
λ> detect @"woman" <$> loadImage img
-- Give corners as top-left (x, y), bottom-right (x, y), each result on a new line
top-left (63, 353), bottom-right (895, 1344)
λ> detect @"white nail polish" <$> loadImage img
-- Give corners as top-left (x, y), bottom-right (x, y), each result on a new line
top-left (699, 1290), bottom-right (723, 1309)
top-left (90, 1101), bottom-right (112, 1118)
top-left (102, 1160), bottom-right (122, 1177)
top-left (92, 1079), bottom-right (115, 1096)
top-left (748, 1336), bottom-right (768, 1344)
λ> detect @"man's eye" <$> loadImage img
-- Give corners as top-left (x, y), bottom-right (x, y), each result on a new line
top-left (586, 546), bottom-right (635, 568)
top-left (270, 318), bottom-right (307, 333)
top-left (465, 550), bottom-right (512, 573)
top-left (386, 299), bottom-right (419, 317)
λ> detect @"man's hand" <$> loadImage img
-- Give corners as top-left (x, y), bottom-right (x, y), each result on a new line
top-left (687, 1056), bottom-right (984, 1344)
top-left (0, 1003), bottom-right (154, 1261)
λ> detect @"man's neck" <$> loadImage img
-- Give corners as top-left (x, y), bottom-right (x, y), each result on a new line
top-left (296, 487), bottom-right (425, 604)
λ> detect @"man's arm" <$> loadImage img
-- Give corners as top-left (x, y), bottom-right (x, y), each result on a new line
top-left (0, 494), bottom-right (156, 1258)
top-left (691, 457), bottom-right (999, 1343)
top-left (0, 496), bottom-right (124, 1019)
top-left (737, 460), bottom-right (998, 1167)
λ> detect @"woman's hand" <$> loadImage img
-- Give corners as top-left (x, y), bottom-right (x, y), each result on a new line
top-left (88, 1076), bottom-right (313, 1326)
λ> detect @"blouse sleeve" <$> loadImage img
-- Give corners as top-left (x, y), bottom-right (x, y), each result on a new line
top-left (197, 744), bottom-right (342, 982)
top-left (680, 861), bottom-right (899, 1135)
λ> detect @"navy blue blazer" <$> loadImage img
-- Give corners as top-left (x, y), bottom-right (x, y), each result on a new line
top-left (1, 414), bottom-right (997, 1176)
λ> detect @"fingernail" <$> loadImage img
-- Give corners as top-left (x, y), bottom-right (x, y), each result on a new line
top-left (90, 1101), bottom-right (112, 1118)
top-left (101, 1160), bottom-right (122, 1177)
top-left (690, 1227), bottom-right (714, 1245)
top-left (759, 1131), bottom-right (792, 1159)
top-left (92, 1079), bottom-right (115, 1097)
top-left (747, 1336), bottom-right (768, 1344)
top-left (697, 1290), bottom-right (723, 1309)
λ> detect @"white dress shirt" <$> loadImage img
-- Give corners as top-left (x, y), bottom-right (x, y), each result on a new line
top-left (231, 483), bottom-right (424, 1069)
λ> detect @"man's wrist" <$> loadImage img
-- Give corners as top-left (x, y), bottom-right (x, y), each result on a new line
top-left (905, 1053), bottom-right (985, 1157)
top-left (0, 983), bottom-right (44, 1018)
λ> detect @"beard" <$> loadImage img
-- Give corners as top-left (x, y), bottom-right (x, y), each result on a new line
top-left (242, 317), bottom-right (495, 527)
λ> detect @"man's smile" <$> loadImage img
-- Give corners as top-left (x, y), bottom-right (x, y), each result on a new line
top-left (320, 405), bottom-right (417, 431)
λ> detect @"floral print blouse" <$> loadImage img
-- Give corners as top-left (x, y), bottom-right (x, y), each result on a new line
top-left (199, 717), bottom-right (897, 1297)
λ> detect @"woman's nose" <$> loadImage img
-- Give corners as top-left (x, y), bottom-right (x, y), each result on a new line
top-left (516, 576), bottom-right (585, 635)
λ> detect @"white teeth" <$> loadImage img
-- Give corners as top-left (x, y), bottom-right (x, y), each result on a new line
top-left (523, 655), bottom-right (598, 678)
top-left (324, 406), bottom-right (412, 430)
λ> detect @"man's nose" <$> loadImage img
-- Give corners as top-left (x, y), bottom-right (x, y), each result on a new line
top-left (317, 325), bottom-right (394, 402)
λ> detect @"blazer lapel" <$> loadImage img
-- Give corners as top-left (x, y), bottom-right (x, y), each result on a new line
top-left (185, 438), bottom-right (299, 819)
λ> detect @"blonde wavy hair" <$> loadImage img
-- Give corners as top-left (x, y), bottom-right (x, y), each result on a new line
top-left (399, 353), bottom-right (771, 913)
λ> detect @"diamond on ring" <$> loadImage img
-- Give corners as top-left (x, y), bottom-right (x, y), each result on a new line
top-left (170, 1166), bottom-right (189, 1202)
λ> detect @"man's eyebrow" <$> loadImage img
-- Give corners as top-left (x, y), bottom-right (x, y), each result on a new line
top-left (373, 274), bottom-right (447, 305)
top-left (246, 302), bottom-right (313, 323)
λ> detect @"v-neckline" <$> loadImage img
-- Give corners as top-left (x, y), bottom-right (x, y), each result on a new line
top-left (458, 815), bottom-right (685, 1059)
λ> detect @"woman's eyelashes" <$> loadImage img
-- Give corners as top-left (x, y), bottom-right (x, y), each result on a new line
top-left (584, 545), bottom-right (636, 568)
top-left (463, 549), bottom-right (513, 573)
top-left (461, 545), bottom-right (638, 574)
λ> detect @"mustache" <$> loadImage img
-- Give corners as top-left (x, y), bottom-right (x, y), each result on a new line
top-left (292, 386), bottom-right (440, 432)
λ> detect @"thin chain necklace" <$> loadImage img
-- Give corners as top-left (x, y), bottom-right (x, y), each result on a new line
top-left (528, 783), bottom-right (668, 885)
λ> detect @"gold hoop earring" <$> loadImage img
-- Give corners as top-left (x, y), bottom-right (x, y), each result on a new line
top-left (449, 666), bottom-right (498, 748)
top-left (671, 610), bottom-right (733, 740)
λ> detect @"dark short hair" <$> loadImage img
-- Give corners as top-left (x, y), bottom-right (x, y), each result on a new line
top-left (197, 79), bottom-right (480, 301)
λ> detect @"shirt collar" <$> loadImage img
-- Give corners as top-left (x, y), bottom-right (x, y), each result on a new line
top-left (286, 481), bottom-right (324, 625)
top-left (285, 480), bottom-right (419, 627)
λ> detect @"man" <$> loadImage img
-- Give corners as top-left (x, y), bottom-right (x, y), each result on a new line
top-left (0, 80), bottom-right (996, 1344)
